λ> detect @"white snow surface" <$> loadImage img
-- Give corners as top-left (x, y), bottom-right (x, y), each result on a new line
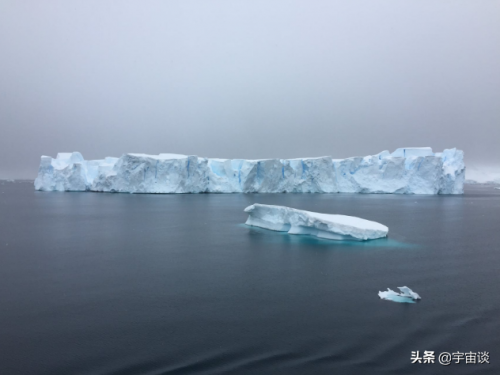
top-left (244, 203), bottom-right (388, 241)
top-left (34, 147), bottom-right (465, 194)
top-left (378, 286), bottom-right (421, 303)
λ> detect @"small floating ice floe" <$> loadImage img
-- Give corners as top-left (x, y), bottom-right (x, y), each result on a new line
top-left (244, 204), bottom-right (388, 241)
top-left (378, 286), bottom-right (421, 303)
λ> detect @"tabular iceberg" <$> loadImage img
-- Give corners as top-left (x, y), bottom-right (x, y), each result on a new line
top-left (34, 147), bottom-right (465, 194)
top-left (244, 204), bottom-right (388, 241)
top-left (378, 286), bottom-right (421, 303)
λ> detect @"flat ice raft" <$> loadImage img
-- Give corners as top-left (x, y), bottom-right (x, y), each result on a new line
top-left (244, 204), bottom-right (388, 241)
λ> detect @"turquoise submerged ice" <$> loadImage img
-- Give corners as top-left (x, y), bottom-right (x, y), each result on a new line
top-left (34, 147), bottom-right (465, 194)
top-left (378, 287), bottom-right (421, 303)
top-left (244, 204), bottom-right (389, 241)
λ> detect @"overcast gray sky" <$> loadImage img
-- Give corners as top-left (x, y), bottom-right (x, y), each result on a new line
top-left (1, 0), bottom-right (499, 179)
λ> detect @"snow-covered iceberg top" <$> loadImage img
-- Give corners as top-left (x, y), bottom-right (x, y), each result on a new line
top-left (378, 286), bottom-right (421, 303)
top-left (34, 147), bottom-right (465, 194)
top-left (244, 203), bottom-right (388, 241)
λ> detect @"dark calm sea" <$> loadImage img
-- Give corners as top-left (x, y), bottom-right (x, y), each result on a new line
top-left (0, 181), bottom-right (499, 375)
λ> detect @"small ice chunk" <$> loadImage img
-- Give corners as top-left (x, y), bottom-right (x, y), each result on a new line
top-left (397, 286), bottom-right (421, 300)
top-left (378, 286), bottom-right (421, 303)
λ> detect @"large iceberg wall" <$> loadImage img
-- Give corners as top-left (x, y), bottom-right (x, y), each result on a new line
top-left (34, 147), bottom-right (465, 194)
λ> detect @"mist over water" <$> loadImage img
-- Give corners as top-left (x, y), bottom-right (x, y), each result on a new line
top-left (1, 1), bottom-right (500, 178)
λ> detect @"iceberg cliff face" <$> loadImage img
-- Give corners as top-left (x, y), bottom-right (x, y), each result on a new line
top-left (34, 153), bottom-right (88, 192)
top-left (244, 204), bottom-right (389, 241)
top-left (92, 154), bottom-right (208, 193)
top-left (34, 147), bottom-right (465, 194)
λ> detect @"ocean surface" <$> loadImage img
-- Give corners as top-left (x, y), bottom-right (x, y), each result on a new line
top-left (0, 181), bottom-right (499, 375)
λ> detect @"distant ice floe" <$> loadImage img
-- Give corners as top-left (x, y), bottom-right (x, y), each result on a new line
top-left (379, 286), bottom-right (421, 303)
top-left (244, 203), bottom-right (388, 241)
top-left (34, 147), bottom-right (465, 194)
top-left (464, 165), bottom-right (500, 185)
